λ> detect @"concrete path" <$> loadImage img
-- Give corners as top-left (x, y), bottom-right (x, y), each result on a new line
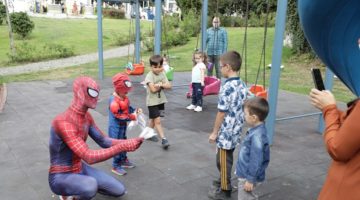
top-left (0, 72), bottom-right (332, 200)
top-left (0, 45), bottom-right (134, 76)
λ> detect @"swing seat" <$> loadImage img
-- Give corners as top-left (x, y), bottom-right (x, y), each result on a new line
top-left (126, 63), bottom-right (145, 75)
top-left (186, 76), bottom-right (221, 98)
top-left (249, 85), bottom-right (268, 99)
top-left (165, 67), bottom-right (174, 81)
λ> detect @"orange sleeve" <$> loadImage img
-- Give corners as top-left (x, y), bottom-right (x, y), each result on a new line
top-left (323, 102), bottom-right (360, 162)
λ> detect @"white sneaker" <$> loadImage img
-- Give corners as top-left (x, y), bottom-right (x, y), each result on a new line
top-left (186, 104), bottom-right (196, 110)
top-left (194, 106), bottom-right (202, 112)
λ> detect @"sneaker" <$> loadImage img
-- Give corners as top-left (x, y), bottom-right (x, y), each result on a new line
top-left (208, 188), bottom-right (231, 200)
top-left (186, 104), bottom-right (196, 110)
top-left (210, 180), bottom-right (221, 190)
top-left (194, 106), bottom-right (202, 112)
top-left (111, 166), bottom-right (127, 176)
top-left (121, 158), bottom-right (136, 169)
top-left (147, 135), bottom-right (159, 142)
top-left (161, 138), bottom-right (170, 149)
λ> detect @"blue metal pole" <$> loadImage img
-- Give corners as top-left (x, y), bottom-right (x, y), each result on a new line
top-left (135, 0), bottom-right (141, 63)
top-left (154, 0), bottom-right (162, 55)
top-left (97, 0), bottom-right (104, 80)
top-left (265, 0), bottom-right (288, 144)
top-left (201, 0), bottom-right (208, 51)
top-left (276, 112), bottom-right (322, 122)
top-left (318, 67), bottom-right (334, 133)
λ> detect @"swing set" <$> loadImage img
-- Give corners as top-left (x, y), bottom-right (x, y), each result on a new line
top-left (241, 0), bottom-right (271, 99)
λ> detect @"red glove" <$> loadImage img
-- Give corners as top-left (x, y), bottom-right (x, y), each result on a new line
top-left (117, 137), bottom-right (143, 152)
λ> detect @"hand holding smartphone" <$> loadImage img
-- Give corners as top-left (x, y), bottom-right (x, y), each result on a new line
top-left (311, 68), bottom-right (325, 91)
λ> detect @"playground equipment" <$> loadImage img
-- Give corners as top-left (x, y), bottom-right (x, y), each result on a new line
top-left (186, 76), bottom-right (221, 99)
top-left (298, 0), bottom-right (360, 96)
top-left (125, 62), bottom-right (145, 76)
top-left (241, 0), bottom-right (270, 99)
top-left (165, 67), bottom-right (174, 81)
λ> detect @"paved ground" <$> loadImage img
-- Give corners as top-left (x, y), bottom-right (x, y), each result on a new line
top-left (0, 45), bottom-right (134, 76)
top-left (0, 72), bottom-right (333, 200)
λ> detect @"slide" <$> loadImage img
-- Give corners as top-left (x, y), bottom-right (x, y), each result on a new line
top-left (298, 0), bottom-right (360, 96)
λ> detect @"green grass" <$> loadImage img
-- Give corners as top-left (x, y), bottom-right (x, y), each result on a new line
top-left (0, 17), bottom-right (152, 66)
top-left (0, 18), bottom-right (356, 103)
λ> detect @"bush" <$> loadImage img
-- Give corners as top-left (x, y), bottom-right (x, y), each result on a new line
top-left (143, 37), bottom-right (154, 52)
top-left (220, 13), bottom-right (275, 28)
top-left (179, 10), bottom-right (200, 37)
top-left (103, 8), bottom-right (125, 19)
top-left (0, 1), bottom-right (6, 25)
top-left (8, 42), bottom-right (75, 63)
top-left (111, 32), bottom-right (130, 46)
top-left (10, 12), bottom-right (34, 38)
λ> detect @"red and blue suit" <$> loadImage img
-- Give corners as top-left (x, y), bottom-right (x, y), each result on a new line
top-left (48, 76), bottom-right (143, 200)
top-left (108, 95), bottom-right (137, 168)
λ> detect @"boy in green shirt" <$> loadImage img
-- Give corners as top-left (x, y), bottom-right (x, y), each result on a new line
top-left (144, 55), bottom-right (172, 149)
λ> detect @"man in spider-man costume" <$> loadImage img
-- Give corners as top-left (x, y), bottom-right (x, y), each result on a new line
top-left (48, 76), bottom-right (143, 200)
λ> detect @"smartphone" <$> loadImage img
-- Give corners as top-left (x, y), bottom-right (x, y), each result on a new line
top-left (311, 68), bottom-right (325, 91)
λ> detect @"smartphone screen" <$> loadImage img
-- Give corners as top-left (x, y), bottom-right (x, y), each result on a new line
top-left (311, 68), bottom-right (325, 91)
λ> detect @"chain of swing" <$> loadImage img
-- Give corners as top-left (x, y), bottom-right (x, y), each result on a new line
top-left (242, 0), bottom-right (271, 88)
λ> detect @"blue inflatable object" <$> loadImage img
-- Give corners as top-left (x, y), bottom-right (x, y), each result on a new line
top-left (298, 0), bottom-right (360, 96)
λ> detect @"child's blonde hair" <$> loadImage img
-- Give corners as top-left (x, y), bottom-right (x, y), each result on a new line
top-left (192, 51), bottom-right (208, 66)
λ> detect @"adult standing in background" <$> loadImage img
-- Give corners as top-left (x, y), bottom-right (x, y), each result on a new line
top-left (206, 16), bottom-right (228, 79)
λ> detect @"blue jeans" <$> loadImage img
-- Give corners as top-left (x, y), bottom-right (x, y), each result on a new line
top-left (49, 162), bottom-right (126, 199)
top-left (207, 55), bottom-right (221, 79)
top-left (108, 125), bottom-right (127, 167)
top-left (192, 82), bottom-right (203, 107)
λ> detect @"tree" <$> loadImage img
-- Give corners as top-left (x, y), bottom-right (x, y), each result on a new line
top-left (286, 0), bottom-right (312, 54)
top-left (175, 0), bottom-right (277, 18)
top-left (0, 1), bottom-right (6, 25)
top-left (10, 12), bottom-right (35, 38)
top-left (3, 0), bottom-right (15, 55)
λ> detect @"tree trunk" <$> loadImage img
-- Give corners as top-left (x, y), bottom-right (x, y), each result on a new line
top-left (4, 0), bottom-right (15, 56)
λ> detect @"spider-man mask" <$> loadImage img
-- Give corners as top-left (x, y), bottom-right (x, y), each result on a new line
top-left (112, 73), bottom-right (132, 95)
top-left (72, 76), bottom-right (100, 109)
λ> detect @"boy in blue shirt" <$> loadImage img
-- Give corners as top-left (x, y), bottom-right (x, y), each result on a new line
top-left (236, 97), bottom-right (270, 199)
top-left (208, 51), bottom-right (248, 199)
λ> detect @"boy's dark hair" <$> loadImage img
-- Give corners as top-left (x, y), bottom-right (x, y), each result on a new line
top-left (149, 55), bottom-right (163, 67)
top-left (244, 97), bottom-right (269, 122)
top-left (220, 51), bottom-right (242, 72)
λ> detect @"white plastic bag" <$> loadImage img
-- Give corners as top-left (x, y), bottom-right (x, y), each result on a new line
top-left (139, 127), bottom-right (157, 139)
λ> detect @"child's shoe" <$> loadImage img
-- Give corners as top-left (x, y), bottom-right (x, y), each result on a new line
top-left (208, 188), bottom-right (231, 200)
top-left (121, 158), bottom-right (136, 169)
top-left (161, 138), bottom-right (170, 149)
top-left (194, 106), bottom-right (202, 112)
top-left (111, 166), bottom-right (127, 176)
top-left (186, 104), bottom-right (196, 110)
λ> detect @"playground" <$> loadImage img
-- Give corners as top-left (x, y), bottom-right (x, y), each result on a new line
top-left (0, 72), bottom-right (336, 200)
top-left (1, 0), bottom-right (360, 199)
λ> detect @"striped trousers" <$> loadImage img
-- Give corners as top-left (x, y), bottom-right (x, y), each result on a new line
top-left (216, 148), bottom-right (235, 192)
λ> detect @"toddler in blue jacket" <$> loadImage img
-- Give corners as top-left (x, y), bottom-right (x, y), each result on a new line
top-left (236, 97), bottom-right (270, 200)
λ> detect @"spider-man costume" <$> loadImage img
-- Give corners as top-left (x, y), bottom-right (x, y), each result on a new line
top-left (109, 73), bottom-right (137, 173)
top-left (48, 76), bottom-right (143, 200)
